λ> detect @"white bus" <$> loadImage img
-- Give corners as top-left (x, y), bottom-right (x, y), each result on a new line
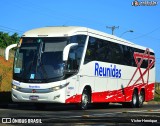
top-left (5, 26), bottom-right (155, 109)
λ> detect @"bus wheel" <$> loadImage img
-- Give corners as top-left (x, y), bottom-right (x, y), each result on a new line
top-left (80, 89), bottom-right (90, 110)
top-left (130, 90), bottom-right (138, 108)
top-left (137, 90), bottom-right (144, 108)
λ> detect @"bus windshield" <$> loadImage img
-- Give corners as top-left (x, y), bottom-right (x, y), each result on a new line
top-left (13, 37), bottom-right (68, 83)
top-left (13, 35), bottom-right (87, 83)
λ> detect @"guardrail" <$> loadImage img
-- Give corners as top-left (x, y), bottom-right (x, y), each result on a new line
top-left (0, 48), bottom-right (15, 57)
top-left (156, 83), bottom-right (160, 91)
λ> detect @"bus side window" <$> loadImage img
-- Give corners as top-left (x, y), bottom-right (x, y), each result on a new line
top-left (67, 47), bottom-right (78, 71)
top-left (123, 46), bottom-right (131, 66)
top-left (123, 46), bottom-right (135, 66)
top-left (84, 37), bottom-right (96, 63)
top-left (66, 45), bottom-right (84, 74)
top-left (95, 39), bottom-right (106, 62)
top-left (108, 42), bottom-right (122, 64)
top-left (65, 35), bottom-right (87, 77)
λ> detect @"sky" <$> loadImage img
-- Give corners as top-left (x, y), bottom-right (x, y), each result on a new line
top-left (0, 0), bottom-right (160, 81)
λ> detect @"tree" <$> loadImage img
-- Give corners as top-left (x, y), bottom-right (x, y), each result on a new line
top-left (0, 32), bottom-right (19, 48)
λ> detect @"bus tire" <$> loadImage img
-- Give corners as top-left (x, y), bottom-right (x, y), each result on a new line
top-left (122, 90), bottom-right (138, 108)
top-left (137, 90), bottom-right (145, 108)
top-left (80, 88), bottom-right (90, 110)
top-left (130, 89), bottom-right (138, 108)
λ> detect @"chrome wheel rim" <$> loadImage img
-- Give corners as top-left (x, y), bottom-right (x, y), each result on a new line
top-left (139, 92), bottom-right (144, 106)
top-left (82, 93), bottom-right (88, 109)
top-left (133, 94), bottom-right (137, 105)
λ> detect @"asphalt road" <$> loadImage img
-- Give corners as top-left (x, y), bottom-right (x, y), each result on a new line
top-left (0, 103), bottom-right (160, 125)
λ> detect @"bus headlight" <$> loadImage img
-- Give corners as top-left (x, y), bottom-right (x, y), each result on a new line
top-left (50, 83), bottom-right (69, 92)
top-left (12, 85), bottom-right (21, 90)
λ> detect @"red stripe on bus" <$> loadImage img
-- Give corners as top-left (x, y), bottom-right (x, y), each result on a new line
top-left (65, 83), bottom-right (154, 103)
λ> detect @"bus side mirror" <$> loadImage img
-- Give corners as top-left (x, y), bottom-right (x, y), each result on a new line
top-left (5, 44), bottom-right (17, 60)
top-left (63, 43), bottom-right (78, 61)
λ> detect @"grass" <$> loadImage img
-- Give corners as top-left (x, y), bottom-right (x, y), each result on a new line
top-left (154, 83), bottom-right (160, 101)
top-left (0, 55), bottom-right (13, 103)
top-left (0, 56), bottom-right (13, 92)
top-left (154, 90), bottom-right (160, 102)
top-left (0, 48), bottom-right (15, 92)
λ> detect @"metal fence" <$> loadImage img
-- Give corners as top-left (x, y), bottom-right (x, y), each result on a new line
top-left (0, 49), bottom-right (4, 57)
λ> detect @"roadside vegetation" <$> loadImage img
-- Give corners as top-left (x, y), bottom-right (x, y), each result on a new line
top-left (0, 31), bottom-right (18, 92)
top-left (154, 83), bottom-right (160, 101)
top-left (0, 55), bottom-right (13, 92)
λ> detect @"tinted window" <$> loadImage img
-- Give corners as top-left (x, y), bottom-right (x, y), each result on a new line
top-left (84, 37), bottom-right (96, 63)
top-left (84, 36), bottom-right (155, 69)
top-left (66, 35), bottom-right (87, 76)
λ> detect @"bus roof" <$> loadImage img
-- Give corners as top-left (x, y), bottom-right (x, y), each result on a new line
top-left (22, 26), bottom-right (154, 52)
top-left (23, 26), bottom-right (88, 37)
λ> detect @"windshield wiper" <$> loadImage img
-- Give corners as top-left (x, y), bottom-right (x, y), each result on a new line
top-left (36, 41), bottom-right (43, 68)
top-left (22, 49), bottom-right (37, 80)
top-left (36, 41), bottom-right (49, 81)
top-left (39, 62), bottom-right (49, 82)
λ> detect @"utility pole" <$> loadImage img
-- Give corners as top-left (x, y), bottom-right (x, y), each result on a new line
top-left (106, 26), bottom-right (119, 35)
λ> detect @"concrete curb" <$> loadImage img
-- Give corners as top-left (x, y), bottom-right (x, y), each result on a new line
top-left (144, 101), bottom-right (160, 105)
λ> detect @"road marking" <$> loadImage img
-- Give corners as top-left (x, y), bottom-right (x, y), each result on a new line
top-left (152, 109), bottom-right (160, 112)
top-left (42, 109), bottom-right (160, 120)
top-left (42, 111), bottom-right (124, 120)
top-left (125, 109), bottom-right (160, 113)
top-left (90, 112), bottom-right (123, 117)
top-left (82, 109), bottom-right (160, 118)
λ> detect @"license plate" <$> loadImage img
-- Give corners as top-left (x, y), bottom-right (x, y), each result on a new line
top-left (29, 95), bottom-right (39, 100)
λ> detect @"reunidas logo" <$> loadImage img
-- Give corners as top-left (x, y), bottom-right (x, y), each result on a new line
top-left (94, 63), bottom-right (121, 78)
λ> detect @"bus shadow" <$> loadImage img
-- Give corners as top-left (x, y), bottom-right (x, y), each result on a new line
top-left (0, 91), bottom-right (12, 103)
top-left (0, 92), bottom-right (123, 111)
top-left (2, 102), bottom-right (123, 111)
top-left (0, 91), bottom-right (12, 108)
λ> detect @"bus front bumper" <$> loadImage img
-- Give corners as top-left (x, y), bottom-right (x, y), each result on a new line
top-left (11, 88), bottom-right (66, 103)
